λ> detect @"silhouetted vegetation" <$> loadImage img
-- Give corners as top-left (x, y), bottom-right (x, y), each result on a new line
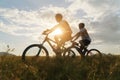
top-left (0, 54), bottom-right (120, 80)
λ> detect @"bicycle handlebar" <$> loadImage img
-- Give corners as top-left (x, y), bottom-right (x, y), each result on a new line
top-left (70, 40), bottom-right (79, 46)
top-left (42, 29), bottom-right (50, 35)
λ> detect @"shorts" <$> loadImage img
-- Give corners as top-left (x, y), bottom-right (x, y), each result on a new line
top-left (79, 39), bottom-right (91, 46)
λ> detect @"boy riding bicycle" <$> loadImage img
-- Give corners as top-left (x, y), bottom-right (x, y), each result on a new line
top-left (72, 23), bottom-right (91, 55)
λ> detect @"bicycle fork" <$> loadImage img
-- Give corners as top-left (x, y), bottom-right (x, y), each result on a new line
top-left (36, 48), bottom-right (41, 56)
top-left (36, 44), bottom-right (43, 56)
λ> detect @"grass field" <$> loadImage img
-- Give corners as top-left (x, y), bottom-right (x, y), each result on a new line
top-left (0, 54), bottom-right (120, 80)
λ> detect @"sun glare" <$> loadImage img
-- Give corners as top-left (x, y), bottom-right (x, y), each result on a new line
top-left (52, 28), bottom-right (62, 35)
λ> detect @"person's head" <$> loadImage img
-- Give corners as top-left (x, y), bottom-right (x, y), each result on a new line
top-left (55, 13), bottom-right (63, 22)
top-left (79, 23), bottom-right (85, 29)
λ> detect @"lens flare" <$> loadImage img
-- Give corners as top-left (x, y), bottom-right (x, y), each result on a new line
top-left (52, 28), bottom-right (62, 35)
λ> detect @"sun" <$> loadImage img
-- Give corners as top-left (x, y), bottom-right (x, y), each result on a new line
top-left (52, 28), bottom-right (62, 35)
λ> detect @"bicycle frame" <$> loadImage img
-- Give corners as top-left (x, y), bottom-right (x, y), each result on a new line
top-left (41, 34), bottom-right (65, 53)
top-left (70, 41), bottom-right (89, 55)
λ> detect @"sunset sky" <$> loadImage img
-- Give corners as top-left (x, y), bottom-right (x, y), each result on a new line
top-left (0, 0), bottom-right (120, 55)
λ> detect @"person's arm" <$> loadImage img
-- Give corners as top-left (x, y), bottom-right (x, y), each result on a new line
top-left (72, 32), bottom-right (81, 41)
top-left (49, 24), bottom-right (59, 33)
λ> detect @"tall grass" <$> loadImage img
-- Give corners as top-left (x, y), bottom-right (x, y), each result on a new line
top-left (0, 54), bottom-right (120, 80)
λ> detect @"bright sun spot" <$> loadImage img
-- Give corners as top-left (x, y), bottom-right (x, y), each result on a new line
top-left (52, 28), bottom-right (62, 35)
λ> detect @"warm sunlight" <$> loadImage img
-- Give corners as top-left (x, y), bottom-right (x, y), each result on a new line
top-left (52, 28), bottom-right (62, 35)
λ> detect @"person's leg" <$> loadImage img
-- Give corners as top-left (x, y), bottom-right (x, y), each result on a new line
top-left (82, 39), bottom-right (91, 54)
top-left (59, 34), bottom-right (68, 47)
top-left (79, 40), bottom-right (84, 52)
top-left (54, 34), bottom-right (64, 49)
top-left (54, 35), bottom-right (59, 46)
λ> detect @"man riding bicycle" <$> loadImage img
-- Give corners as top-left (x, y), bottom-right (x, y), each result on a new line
top-left (46, 13), bottom-right (72, 48)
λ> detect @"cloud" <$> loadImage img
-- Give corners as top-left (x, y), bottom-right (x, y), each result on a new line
top-left (0, 8), bottom-right (55, 38)
top-left (66, 0), bottom-right (120, 17)
top-left (90, 11), bottom-right (120, 45)
top-left (65, 0), bottom-right (120, 45)
top-left (0, 6), bottom-right (79, 39)
top-left (0, 0), bottom-right (120, 45)
top-left (0, 0), bottom-right (120, 54)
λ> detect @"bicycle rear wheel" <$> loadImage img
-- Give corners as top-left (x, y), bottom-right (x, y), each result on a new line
top-left (22, 44), bottom-right (49, 61)
top-left (86, 49), bottom-right (102, 58)
top-left (63, 48), bottom-right (76, 58)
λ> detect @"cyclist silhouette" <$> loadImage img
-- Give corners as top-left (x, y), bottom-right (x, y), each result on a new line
top-left (46, 13), bottom-right (72, 48)
top-left (72, 23), bottom-right (91, 55)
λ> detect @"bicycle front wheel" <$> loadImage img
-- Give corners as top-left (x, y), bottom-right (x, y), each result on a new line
top-left (22, 44), bottom-right (49, 61)
top-left (86, 49), bottom-right (102, 58)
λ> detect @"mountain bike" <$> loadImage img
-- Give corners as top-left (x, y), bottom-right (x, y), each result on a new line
top-left (22, 29), bottom-right (75, 61)
top-left (63, 40), bottom-right (102, 59)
